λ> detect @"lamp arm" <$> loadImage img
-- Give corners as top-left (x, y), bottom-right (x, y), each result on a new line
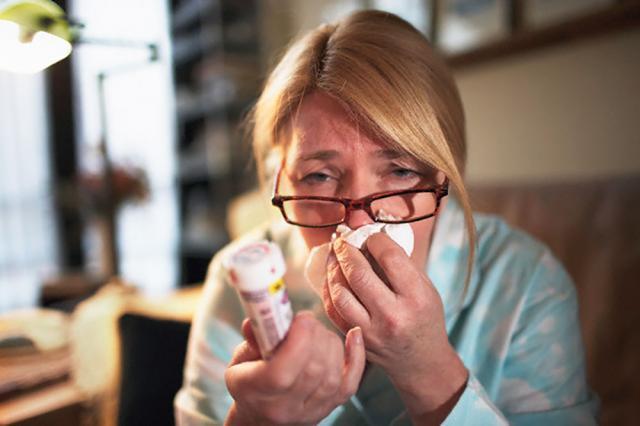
top-left (93, 39), bottom-right (160, 158)
top-left (84, 37), bottom-right (159, 278)
top-left (75, 36), bottom-right (159, 62)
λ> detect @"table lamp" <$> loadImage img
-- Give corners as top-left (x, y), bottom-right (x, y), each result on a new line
top-left (0, 0), bottom-right (73, 73)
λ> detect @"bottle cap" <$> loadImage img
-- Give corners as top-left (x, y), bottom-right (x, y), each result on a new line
top-left (224, 240), bottom-right (286, 291)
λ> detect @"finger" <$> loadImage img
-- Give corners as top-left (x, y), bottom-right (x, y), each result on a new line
top-left (229, 312), bottom-right (316, 394)
top-left (300, 330), bottom-right (345, 417)
top-left (225, 323), bottom-right (262, 395)
top-left (228, 338), bottom-right (261, 367)
top-left (365, 232), bottom-right (424, 296)
top-left (241, 318), bottom-right (261, 355)
top-left (322, 277), bottom-right (352, 333)
top-left (293, 325), bottom-right (339, 399)
top-left (325, 250), bottom-right (370, 329)
top-left (260, 311), bottom-right (317, 389)
top-left (333, 237), bottom-right (396, 311)
top-left (340, 326), bottom-right (366, 401)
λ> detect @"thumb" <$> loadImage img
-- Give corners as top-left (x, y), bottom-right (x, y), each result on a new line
top-left (340, 326), bottom-right (366, 398)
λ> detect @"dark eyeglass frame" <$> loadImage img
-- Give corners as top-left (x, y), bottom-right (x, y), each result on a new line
top-left (270, 167), bottom-right (450, 229)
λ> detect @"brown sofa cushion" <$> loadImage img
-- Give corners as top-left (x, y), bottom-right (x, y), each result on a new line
top-left (469, 175), bottom-right (640, 426)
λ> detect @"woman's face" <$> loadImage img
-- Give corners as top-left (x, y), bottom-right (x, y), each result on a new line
top-left (278, 92), bottom-right (446, 269)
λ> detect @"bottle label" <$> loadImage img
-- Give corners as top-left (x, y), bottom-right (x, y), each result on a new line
top-left (239, 278), bottom-right (292, 358)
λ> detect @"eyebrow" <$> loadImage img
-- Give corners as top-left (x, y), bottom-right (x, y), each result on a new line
top-left (375, 149), bottom-right (409, 160)
top-left (291, 148), bottom-right (412, 166)
top-left (294, 150), bottom-right (341, 162)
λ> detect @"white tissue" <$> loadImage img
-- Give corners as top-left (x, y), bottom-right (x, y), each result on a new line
top-left (304, 220), bottom-right (414, 294)
top-left (305, 243), bottom-right (332, 294)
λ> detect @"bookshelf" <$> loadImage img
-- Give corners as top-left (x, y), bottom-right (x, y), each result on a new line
top-left (170, 0), bottom-right (260, 285)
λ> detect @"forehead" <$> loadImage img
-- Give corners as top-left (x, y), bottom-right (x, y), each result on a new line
top-left (286, 92), bottom-right (390, 160)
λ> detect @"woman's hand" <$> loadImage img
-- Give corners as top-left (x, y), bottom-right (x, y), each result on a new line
top-left (322, 233), bottom-right (468, 422)
top-left (224, 311), bottom-right (365, 426)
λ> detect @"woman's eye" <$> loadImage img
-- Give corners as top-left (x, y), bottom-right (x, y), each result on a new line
top-left (301, 172), bottom-right (332, 184)
top-left (391, 168), bottom-right (419, 179)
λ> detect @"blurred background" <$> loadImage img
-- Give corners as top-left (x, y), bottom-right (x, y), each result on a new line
top-left (0, 0), bottom-right (638, 425)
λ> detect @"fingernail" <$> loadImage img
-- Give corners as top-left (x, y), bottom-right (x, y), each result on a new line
top-left (351, 326), bottom-right (362, 346)
top-left (345, 326), bottom-right (362, 359)
top-left (334, 237), bottom-right (346, 253)
top-left (326, 250), bottom-right (337, 268)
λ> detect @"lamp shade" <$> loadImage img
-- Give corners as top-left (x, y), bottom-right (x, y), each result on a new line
top-left (0, 0), bottom-right (73, 73)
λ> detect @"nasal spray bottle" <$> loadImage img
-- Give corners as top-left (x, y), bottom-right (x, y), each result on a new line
top-left (224, 240), bottom-right (293, 359)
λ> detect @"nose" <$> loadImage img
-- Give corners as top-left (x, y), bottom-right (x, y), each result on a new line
top-left (341, 173), bottom-right (377, 229)
top-left (344, 206), bottom-right (375, 229)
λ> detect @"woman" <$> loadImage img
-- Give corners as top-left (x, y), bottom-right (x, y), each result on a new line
top-left (175, 10), bottom-right (598, 425)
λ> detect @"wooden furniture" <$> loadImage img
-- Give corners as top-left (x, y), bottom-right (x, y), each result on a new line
top-left (0, 382), bottom-right (84, 426)
top-left (447, 0), bottom-right (640, 69)
top-left (0, 346), bottom-right (86, 426)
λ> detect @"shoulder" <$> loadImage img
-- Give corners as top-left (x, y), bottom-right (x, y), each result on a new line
top-left (472, 211), bottom-right (575, 302)
top-left (430, 199), bottom-right (575, 319)
top-left (474, 212), bottom-right (545, 277)
top-left (435, 203), bottom-right (590, 409)
top-left (463, 211), bottom-right (579, 358)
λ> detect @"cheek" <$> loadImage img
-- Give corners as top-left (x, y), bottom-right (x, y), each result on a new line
top-left (299, 227), bottom-right (336, 249)
top-left (409, 219), bottom-right (436, 267)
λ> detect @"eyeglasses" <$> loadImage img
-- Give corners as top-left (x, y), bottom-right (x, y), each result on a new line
top-left (271, 169), bottom-right (449, 228)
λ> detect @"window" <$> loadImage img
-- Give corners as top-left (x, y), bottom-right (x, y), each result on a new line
top-left (70, 0), bottom-right (178, 295)
top-left (0, 71), bottom-right (58, 313)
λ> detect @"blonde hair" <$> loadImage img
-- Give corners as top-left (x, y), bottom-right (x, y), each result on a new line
top-left (250, 10), bottom-right (476, 289)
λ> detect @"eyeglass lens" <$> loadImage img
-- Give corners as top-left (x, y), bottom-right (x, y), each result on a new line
top-left (281, 192), bottom-right (437, 226)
